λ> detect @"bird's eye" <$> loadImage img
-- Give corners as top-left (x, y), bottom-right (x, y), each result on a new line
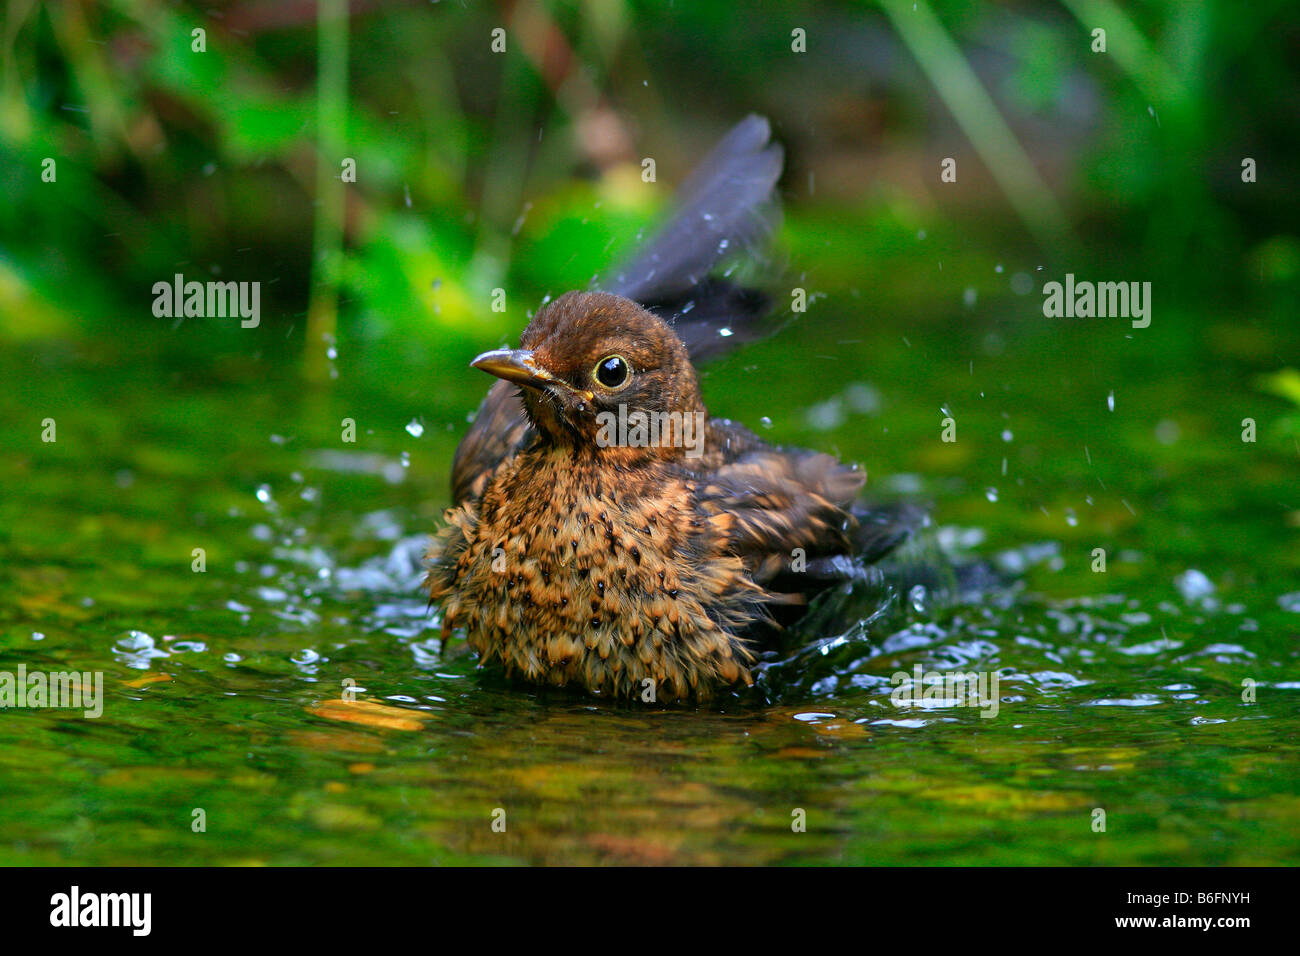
top-left (593, 355), bottom-right (631, 389)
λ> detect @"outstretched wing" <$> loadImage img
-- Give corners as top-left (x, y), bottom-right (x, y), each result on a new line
top-left (603, 114), bottom-right (783, 305)
top-left (603, 114), bottom-right (784, 361)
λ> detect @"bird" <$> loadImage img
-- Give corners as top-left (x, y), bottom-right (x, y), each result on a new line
top-left (424, 115), bottom-right (910, 702)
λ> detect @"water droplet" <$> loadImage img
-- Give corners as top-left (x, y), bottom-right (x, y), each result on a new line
top-left (805, 398), bottom-right (846, 431)
top-left (844, 383), bottom-right (881, 414)
top-left (1176, 569), bottom-right (1215, 603)
top-left (1107, 391), bottom-right (1115, 411)
top-left (405, 418), bottom-right (424, 438)
top-left (1155, 419), bottom-right (1180, 445)
top-left (114, 630), bottom-right (169, 668)
top-left (908, 584), bottom-right (929, 613)
top-left (1001, 429), bottom-right (1013, 442)
top-left (985, 487), bottom-right (999, 502)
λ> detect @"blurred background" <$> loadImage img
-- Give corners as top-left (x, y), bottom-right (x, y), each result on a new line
top-left (2, 0), bottom-right (1300, 866)
top-left (2, 0), bottom-right (1297, 377)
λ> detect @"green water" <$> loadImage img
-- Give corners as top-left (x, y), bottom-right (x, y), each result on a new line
top-left (2, 250), bottom-right (1298, 866)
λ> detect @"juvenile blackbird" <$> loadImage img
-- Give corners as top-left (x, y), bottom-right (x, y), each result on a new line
top-left (425, 116), bottom-right (908, 701)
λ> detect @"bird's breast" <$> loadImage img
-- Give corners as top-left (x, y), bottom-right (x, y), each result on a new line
top-left (435, 447), bottom-right (760, 699)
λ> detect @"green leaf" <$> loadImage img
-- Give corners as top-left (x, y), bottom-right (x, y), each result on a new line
top-left (1257, 368), bottom-right (1300, 407)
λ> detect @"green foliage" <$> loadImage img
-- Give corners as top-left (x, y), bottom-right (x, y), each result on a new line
top-left (0, 0), bottom-right (1295, 361)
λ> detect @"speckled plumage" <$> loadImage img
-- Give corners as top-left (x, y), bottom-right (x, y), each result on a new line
top-left (424, 117), bottom-right (908, 701)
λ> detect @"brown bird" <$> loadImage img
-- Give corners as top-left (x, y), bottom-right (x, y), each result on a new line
top-left (425, 116), bottom-right (909, 701)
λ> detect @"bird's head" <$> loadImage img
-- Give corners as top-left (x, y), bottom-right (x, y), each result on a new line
top-left (470, 291), bottom-right (707, 461)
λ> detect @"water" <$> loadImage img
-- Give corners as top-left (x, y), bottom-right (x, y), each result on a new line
top-left (1, 292), bottom-right (1298, 866)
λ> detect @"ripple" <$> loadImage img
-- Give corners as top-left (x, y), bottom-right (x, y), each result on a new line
top-left (113, 631), bottom-right (170, 669)
top-left (1083, 695), bottom-right (1163, 707)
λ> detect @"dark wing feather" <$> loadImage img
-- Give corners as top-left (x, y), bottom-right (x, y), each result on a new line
top-left (692, 420), bottom-right (912, 593)
top-left (603, 114), bottom-right (783, 304)
top-left (640, 278), bottom-right (774, 363)
top-left (602, 114), bottom-right (784, 361)
top-left (450, 379), bottom-right (533, 505)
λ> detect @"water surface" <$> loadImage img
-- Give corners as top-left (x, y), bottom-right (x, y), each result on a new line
top-left (2, 269), bottom-right (1297, 865)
